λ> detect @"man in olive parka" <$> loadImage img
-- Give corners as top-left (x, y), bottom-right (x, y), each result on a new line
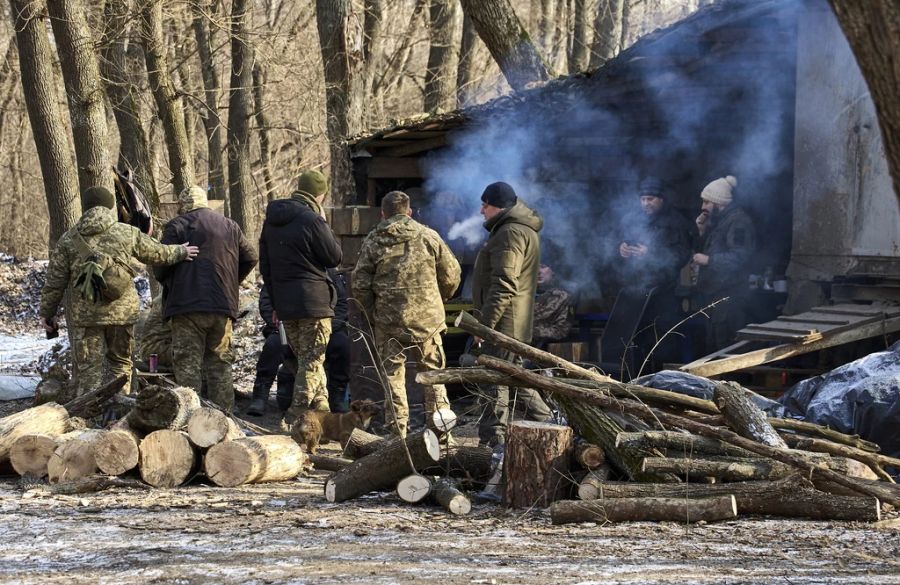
top-left (40, 186), bottom-right (198, 395)
top-left (472, 182), bottom-right (552, 447)
top-left (353, 191), bottom-right (461, 437)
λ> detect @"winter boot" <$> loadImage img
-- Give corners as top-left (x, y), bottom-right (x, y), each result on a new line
top-left (246, 383), bottom-right (269, 417)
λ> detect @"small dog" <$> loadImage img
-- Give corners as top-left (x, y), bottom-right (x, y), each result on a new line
top-left (290, 399), bottom-right (380, 454)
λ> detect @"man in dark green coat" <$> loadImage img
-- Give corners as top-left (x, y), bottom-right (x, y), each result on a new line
top-left (472, 182), bottom-right (552, 447)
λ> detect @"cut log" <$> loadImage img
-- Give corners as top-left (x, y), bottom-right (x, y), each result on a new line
top-left (47, 430), bottom-right (105, 484)
top-left (186, 407), bottom-right (244, 448)
top-left (783, 435), bottom-right (897, 482)
top-left (127, 385), bottom-right (201, 433)
top-left (574, 442), bottom-right (606, 469)
top-left (341, 428), bottom-right (387, 459)
top-left (642, 455), bottom-right (878, 483)
top-left (10, 434), bottom-right (60, 477)
top-left (770, 418), bottom-right (880, 452)
top-left (308, 453), bottom-right (353, 472)
top-left (576, 466), bottom-right (614, 500)
top-left (550, 495), bottom-right (738, 524)
top-left (397, 473), bottom-right (432, 503)
top-left (431, 408), bottom-right (457, 433)
top-left (577, 475), bottom-right (881, 521)
top-left (475, 354), bottom-right (900, 507)
top-left (325, 430), bottom-right (441, 503)
top-left (139, 430), bottom-right (198, 488)
top-left (504, 420), bottom-right (573, 508)
top-left (51, 476), bottom-right (150, 495)
top-left (0, 402), bottom-right (70, 463)
top-left (204, 435), bottom-right (306, 487)
top-left (421, 445), bottom-right (494, 485)
top-left (94, 420), bottom-right (142, 476)
top-left (61, 375), bottom-right (128, 418)
top-left (432, 478), bottom-right (471, 515)
top-left (616, 431), bottom-right (757, 458)
top-left (713, 381), bottom-right (787, 448)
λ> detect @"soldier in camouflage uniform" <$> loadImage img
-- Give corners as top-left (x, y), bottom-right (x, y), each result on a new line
top-left (532, 264), bottom-right (574, 345)
top-left (136, 294), bottom-right (173, 368)
top-left (40, 187), bottom-right (197, 395)
top-left (353, 191), bottom-right (461, 437)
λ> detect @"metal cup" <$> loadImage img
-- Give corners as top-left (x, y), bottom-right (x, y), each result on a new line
top-left (149, 353), bottom-right (158, 373)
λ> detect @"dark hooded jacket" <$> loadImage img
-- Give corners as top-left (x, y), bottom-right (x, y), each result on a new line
top-left (259, 192), bottom-right (343, 320)
top-left (697, 205), bottom-right (757, 296)
top-left (615, 204), bottom-right (695, 292)
top-left (472, 201), bottom-right (543, 342)
top-left (155, 207), bottom-right (257, 319)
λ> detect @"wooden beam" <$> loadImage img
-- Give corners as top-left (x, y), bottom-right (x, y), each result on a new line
top-left (367, 157), bottom-right (422, 179)
top-left (378, 135), bottom-right (448, 158)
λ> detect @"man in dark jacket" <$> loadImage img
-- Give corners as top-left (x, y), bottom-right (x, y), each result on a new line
top-left (259, 170), bottom-right (342, 425)
top-left (691, 175), bottom-right (757, 350)
top-left (156, 186), bottom-right (257, 411)
top-left (472, 182), bottom-right (552, 447)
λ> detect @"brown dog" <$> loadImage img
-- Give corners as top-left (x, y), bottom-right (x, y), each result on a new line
top-left (290, 399), bottom-right (380, 454)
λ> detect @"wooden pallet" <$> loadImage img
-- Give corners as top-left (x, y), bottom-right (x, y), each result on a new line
top-left (681, 304), bottom-right (900, 378)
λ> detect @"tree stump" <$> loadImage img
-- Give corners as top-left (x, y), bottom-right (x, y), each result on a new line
top-left (504, 421), bottom-right (573, 508)
top-left (325, 430), bottom-right (441, 503)
top-left (127, 385), bottom-right (201, 433)
top-left (0, 402), bottom-right (70, 462)
top-left (47, 430), bottom-right (104, 483)
top-left (713, 381), bottom-right (787, 449)
top-left (94, 420), bottom-right (142, 476)
top-left (550, 495), bottom-right (738, 524)
top-left (186, 407), bottom-right (244, 448)
top-left (204, 435), bottom-right (306, 487)
top-left (139, 430), bottom-right (198, 487)
top-left (432, 478), bottom-right (471, 515)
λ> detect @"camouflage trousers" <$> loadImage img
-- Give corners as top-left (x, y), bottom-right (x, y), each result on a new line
top-left (376, 332), bottom-right (450, 438)
top-left (71, 325), bottom-right (134, 396)
top-left (171, 313), bottom-right (234, 411)
top-left (283, 318), bottom-right (331, 423)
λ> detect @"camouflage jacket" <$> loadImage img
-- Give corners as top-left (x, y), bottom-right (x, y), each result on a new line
top-left (136, 295), bottom-right (172, 362)
top-left (533, 285), bottom-right (574, 342)
top-left (40, 207), bottom-right (187, 326)
top-left (352, 214), bottom-right (461, 342)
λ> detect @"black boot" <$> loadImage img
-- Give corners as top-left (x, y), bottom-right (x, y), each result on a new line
top-left (246, 383), bottom-right (269, 417)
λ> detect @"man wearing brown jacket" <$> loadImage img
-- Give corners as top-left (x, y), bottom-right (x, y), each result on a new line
top-left (472, 182), bottom-right (552, 447)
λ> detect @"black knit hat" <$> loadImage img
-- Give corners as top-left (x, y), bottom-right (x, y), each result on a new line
top-left (480, 182), bottom-right (517, 208)
top-left (638, 177), bottom-right (666, 198)
top-left (81, 186), bottom-right (116, 211)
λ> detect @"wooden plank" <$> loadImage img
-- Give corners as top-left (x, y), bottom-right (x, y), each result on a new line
top-left (738, 331), bottom-right (822, 344)
top-left (812, 305), bottom-right (892, 317)
top-left (777, 316), bottom-right (853, 326)
top-left (681, 316), bottom-right (900, 378)
top-left (379, 135), bottom-right (448, 158)
top-left (368, 157), bottom-right (422, 179)
top-left (741, 323), bottom-right (820, 335)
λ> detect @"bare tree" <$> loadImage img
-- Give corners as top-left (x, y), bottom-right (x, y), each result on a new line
top-left (47, 0), bottom-right (112, 193)
top-left (589, 0), bottom-right (624, 68)
top-left (569, 0), bottom-right (591, 72)
top-left (460, 0), bottom-right (551, 91)
top-left (252, 62), bottom-right (276, 202)
top-left (456, 12), bottom-right (480, 108)
top-left (101, 0), bottom-right (159, 211)
top-left (9, 0), bottom-right (80, 245)
top-left (362, 0), bottom-right (385, 125)
top-left (829, 1), bottom-right (900, 206)
top-left (424, 0), bottom-right (459, 113)
top-left (141, 0), bottom-right (195, 196)
top-left (191, 0), bottom-right (227, 206)
top-left (228, 0), bottom-right (257, 234)
top-left (316, 0), bottom-right (364, 204)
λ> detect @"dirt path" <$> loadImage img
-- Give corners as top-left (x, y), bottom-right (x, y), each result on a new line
top-left (1, 469), bottom-right (898, 585)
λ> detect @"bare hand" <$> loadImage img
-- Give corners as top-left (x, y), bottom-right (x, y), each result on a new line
top-left (695, 212), bottom-right (709, 236)
top-left (473, 336), bottom-right (483, 346)
top-left (692, 253), bottom-right (709, 266)
top-left (632, 244), bottom-right (648, 257)
top-left (618, 242), bottom-right (631, 258)
top-left (182, 242), bottom-right (199, 261)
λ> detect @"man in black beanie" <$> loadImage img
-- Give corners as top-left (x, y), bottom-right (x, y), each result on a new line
top-left (472, 181), bottom-right (552, 447)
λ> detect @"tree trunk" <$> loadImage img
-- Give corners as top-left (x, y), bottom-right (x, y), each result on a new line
top-left (577, 475), bottom-right (882, 522)
top-left (94, 419), bottom-right (142, 476)
top-left (127, 385), bottom-right (201, 433)
top-left (101, 0), bottom-right (159, 212)
top-left (228, 0), bottom-right (258, 234)
top-left (713, 381), bottom-right (787, 449)
top-left (397, 473), bottom-right (432, 503)
top-left (251, 62), bottom-right (276, 203)
top-left (0, 402), bottom-right (70, 463)
top-left (432, 478), bottom-right (471, 514)
top-left (47, 429), bottom-right (104, 483)
top-left (308, 452), bottom-right (353, 472)
top-left (342, 427), bottom-right (387, 459)
top-left (784, 435), bottom-right (898, 483)
top-left (456, 13), bottom-right (480, 108)
top-left (504, 420), bottom-right (573, 508)
top-left (316, 0), bottom-right (365, 205)
top-left (828, 1), bottom-right (900, 206)
top-left (459, 0), bottom-right (551, 91)
top-left (551, 495), bottom-right (738, 524)
top-left (576, 465), bottom-right (613, 499)
top-left (141, 0), bottom-right (195, 197)
top-left (139, 429), bottom-right (198, 487)
top-left (421, 445), bottom-right (494, 485)
top-left (204, 435), bottom-right (306, 487)
top-left (186, 407), bottom-right (244, 448)
top-left (191, 1), bottom-right (227, 205)
top-left (642, 456), bottom-right (794, 482)
top-left (569, 0), bottom-right (590, 73)
top-left (10, 433), bottom-right (60, 477)
top-left (61, 374), bottom-right (128, 419)
top-left (362, 0), bottom-right (385, 124)
top-left (616, 431), bottom-right (757, 459)
top-left (325, 430), bottom-right (441, 502)
top-left (424, 0), bottom-right (459, 113)
top-left (9, 0), bottom-right (80, 246)
top-left (47, 0), bottom-right (111, 194)
top-left (589, 0), bottom-right (623, 68)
